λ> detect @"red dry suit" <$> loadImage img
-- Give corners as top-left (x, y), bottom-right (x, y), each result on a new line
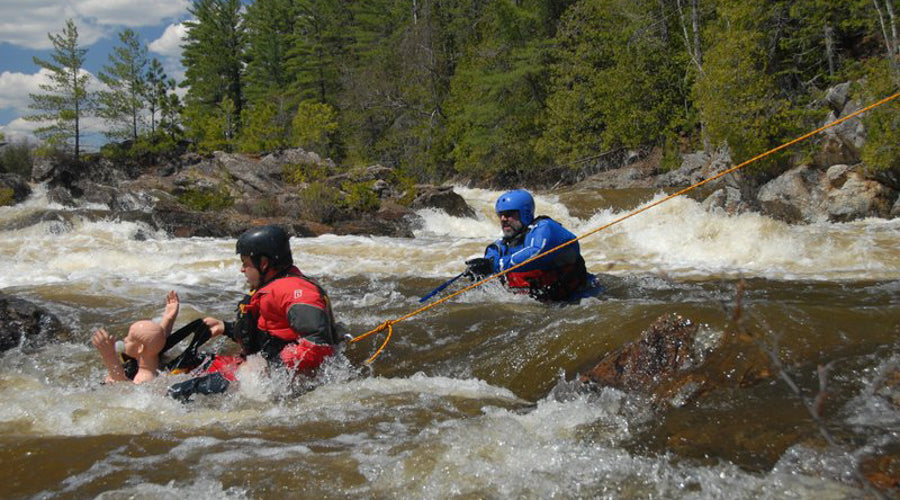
top-left (208, 266), bottom-right (339, 381)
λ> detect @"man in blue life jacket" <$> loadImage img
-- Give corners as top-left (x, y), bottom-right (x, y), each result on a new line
top-left (464, 189), bottom-right (594, 302)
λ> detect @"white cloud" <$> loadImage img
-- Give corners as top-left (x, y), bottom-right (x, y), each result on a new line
top-left (0, 1), bottom-right (106, 49)
top-left (0, 0), bottom-right (189, 49)
top-left (148, 22), bottom-right (187, 58)
top-left (149, 22), bottom-right (189, 83)
top-left (2, 115), bottom-right (111, 149)
top-left (0, 69), bottom-right (53, 112)
top-left (0, 68), bottom-right (104, 113)
top-left (1, 116), bottom-right (49, 140)
top-left (78, 0), bottom-right (189, 27)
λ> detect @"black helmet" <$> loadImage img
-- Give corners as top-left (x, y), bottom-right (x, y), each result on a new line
top-left (236, 225), bottom-right (293, 269)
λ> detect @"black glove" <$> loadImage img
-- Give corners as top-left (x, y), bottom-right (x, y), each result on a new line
top-left (167, 373), bottom-right (230, 403)
top-left (465, 257), bottom-right (494, 279)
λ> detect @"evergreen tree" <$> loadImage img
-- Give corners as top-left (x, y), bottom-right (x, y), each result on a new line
top-left (97, 29), bottom-right (148, 141)
top-left (159, 84), bottom-right (183, 141)
top-left (244, 0), bottom-right (299, 103)
top-left (144, 58), bottom-right (183, 143)
top-left (539, 0), bottom-right (688, 166)
top-left (181, 0), bottom-right (245, 145)
top-left (443, 0), bottom-right (559, 180)
top-left (693, 1), bottom-right (794, 170)
top-left (26, 19), bottom-right (92, 156)
top-left (145, 58), bottom-right (167, 135)
top-left (292, 100), bottom-right (338, 155)
top-left (185, 96), bottom-right (236, 152)
top-left (239, 98), bottom-right (294, 152)
top-left (289, 0), bottom-right (351, 105)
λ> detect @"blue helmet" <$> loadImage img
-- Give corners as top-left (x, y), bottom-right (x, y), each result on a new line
top-left (495, 189), bottom-right (535, 226)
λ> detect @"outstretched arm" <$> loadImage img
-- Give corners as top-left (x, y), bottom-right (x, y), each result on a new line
top-left (160, 290), bottom-right (180, 336)
top-left (91, 328), bottom-right (128, 383)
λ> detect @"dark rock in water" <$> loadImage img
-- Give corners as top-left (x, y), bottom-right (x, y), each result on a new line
top-left (411, 185), bottom-right (476, 218)
top-left (861, 453), bottom-right (900, 492)
top-left (332, 218), bottom-right (414, 238)
top-left (858, 367), bottom-right (900, 492)
top-left (0, 173), bottom-right (31, 204)
top-left (0, 293), bottom-right (70, 352)
top-left (47, 186), bottom-right (76, 207)
top-left (579, 313), bottom-right (772, 408)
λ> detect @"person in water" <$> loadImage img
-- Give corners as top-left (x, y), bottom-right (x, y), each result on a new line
top-left (464, 189), bottom-right (593, 302)
top-left (168, 225), bottom-right (342, 401)
top-left (92, 290), bottom-right (180, 384)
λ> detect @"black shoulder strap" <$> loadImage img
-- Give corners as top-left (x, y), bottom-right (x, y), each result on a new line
top-left (163, 320), bottom-right (213, 373)
top-left (529, 215), bottom-right (553, 229)
top-left (161, 318), bottom-right (208, 355)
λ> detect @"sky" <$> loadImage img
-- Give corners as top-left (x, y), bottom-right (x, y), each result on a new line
top-left (0, 0), bottom-right (193, 148)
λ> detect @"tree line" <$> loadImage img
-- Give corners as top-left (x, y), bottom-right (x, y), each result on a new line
top-left (21, 0), bottom-right (900, 184)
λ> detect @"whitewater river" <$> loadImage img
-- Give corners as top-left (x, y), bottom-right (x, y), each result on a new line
top-left (0, 185), bottom-right (897, 498)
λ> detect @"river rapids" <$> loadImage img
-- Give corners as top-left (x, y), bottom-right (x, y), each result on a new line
top-left (0, 186), bottom-right (898, 498)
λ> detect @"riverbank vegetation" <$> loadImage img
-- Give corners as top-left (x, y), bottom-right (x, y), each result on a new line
top-left (20, 0), bottom-right (900, 186)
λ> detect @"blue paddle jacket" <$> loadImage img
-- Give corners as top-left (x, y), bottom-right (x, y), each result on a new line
top-left (484, 216), bottom-right (588, 300)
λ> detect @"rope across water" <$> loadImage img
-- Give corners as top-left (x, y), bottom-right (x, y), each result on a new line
top-left (348, 91), bottom-right (900, 364)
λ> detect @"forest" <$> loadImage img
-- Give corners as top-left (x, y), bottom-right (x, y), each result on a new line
top-left (11, 0), bottom-right (900, 185)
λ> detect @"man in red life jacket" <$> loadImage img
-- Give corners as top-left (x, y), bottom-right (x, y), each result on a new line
top-left (168, 225), bottom-right (340, 401)
top-left (464, 189), bottom-right (597, 302)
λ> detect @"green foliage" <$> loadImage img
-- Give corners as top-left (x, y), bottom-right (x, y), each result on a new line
top-left (292, 100), bottom-right (339, 155)
top-left (444, 0), bottom-right (556, 180)
top-left (693, 3), bottom-right (796, 171)
top-left (393, 171), bottom-right (417, 205)
top-left (340, 181), bottom-right (380, 214)
top-left (0, 188), bottom-right (14, 207)
top-left (181, 0), bottom-right (245, 134)
top-left (178, 185), bottom-right (234, 211)
top-left (244, 0), bottom-right (299, 103)
top-left (26, 19), bottom-right (92, 156)
top-left (249, 198), bottom-right (279, 217)
top-left (145, 58), bottom-right (183, 141)
top-left (296, 181), bottom-right (342, 223)
top-left (660, 136), bottom-right (684, 173)
top-left (184, 97), bottom-right (237, 153)
top-left (282, 160), bottom-right (329, 184)
top-left (0, 139), bottom-right (35, 177)
top-left (31, 0), bottom-right (892, 185)
top-left (99, 134), bottom-right (183, 162)
top-left (859, 59), bottom-right (900, 171)
top-left (538, 0), bottom-right (688, 166)
top-left (288, 0), bottom-right (350, 104)
top-left (239, 97), bottom-right (293, 152)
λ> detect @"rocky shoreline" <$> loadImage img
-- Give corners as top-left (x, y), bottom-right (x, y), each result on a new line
top-left (579, 83), bottom-right (899, 223)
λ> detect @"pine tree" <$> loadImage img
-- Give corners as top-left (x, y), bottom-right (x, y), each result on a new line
top-left (692, 1), bottom-right (793, 170)
top-left (244, 0), bottom-right (299, 103)
top-left (145, 58), bottom-right (167, 135)
top-left (26, 19), bottom-right (92, 156)
top-left (97, 29), bottom-right (149, 142)
top-left (443, 0), bottom-right (559, 179)
top-left (289, 0), bottom-right (350, 104)
top-left (181, 0), bottom-right (246, 143)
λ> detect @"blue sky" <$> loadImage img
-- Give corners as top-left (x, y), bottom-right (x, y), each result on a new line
top-left (0, 0), bottom-right (193, 149)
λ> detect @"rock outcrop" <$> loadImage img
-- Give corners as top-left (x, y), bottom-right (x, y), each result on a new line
top-left (23, 148), bottom-right (476, 239)
top-left (579, 313), bottom-right (772, 408)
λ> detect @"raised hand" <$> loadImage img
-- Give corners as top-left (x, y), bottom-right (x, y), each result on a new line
top-left (161, 290), bottom-right (180, 335)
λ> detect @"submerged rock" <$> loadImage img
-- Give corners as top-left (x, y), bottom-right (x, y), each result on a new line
top-left (0, 293), bottom-right (70, 352)
top-left (579, 313), bottom-right (772, 408)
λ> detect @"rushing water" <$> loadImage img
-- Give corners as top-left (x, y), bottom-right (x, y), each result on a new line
top-left (0, 185), bottom-right (898, 499)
